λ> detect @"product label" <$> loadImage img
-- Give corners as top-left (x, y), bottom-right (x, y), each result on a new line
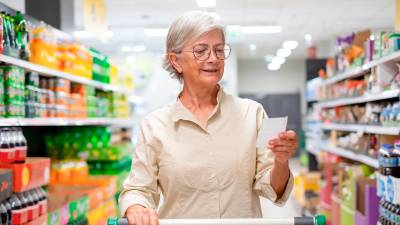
top-left (395, 177), bottom-right (400, 205)
top-left (377, 173), bottom-right (387, 198)
top-left (12, 208), bottom-right (27, 225)
top-left (386, 176), bottom-right (395, 203)
top-left (0, 148), bottom-right (15, 162)
top-left (22, 166), bottom-right (30, 187)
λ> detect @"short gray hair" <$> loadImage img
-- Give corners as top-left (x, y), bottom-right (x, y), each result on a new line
top-left (162, 11), bottom-right (225, 80)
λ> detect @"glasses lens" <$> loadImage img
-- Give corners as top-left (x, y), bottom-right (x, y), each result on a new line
top-left (193, 45), bottom-right (210, 60)
top-left (223, 45), bottom-right (231, 59)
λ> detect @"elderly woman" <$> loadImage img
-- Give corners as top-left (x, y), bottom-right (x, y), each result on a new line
top-left (119, 11), bottom-right (297, 225)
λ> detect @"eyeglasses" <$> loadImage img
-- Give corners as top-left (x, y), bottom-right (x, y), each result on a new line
top-left (180, 44), bottom-right (231, 61)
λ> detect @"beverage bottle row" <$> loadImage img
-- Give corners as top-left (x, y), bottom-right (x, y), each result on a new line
top-left (0, 187), bottom-right (47, 225)
top-left (0, 127), bottom-right (27, 163)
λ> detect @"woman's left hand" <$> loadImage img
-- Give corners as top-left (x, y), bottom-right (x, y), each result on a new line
top-left (267, 130), bottom-right (298, 163)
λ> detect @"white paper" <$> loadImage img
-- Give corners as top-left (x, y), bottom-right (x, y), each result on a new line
top-left (256, 116), bottom-right (288, 148)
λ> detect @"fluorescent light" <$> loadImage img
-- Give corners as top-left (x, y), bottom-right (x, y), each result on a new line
top-left (272, 56), bottom-right (285, 65)
top-left (144, 28), bottom-right (168, 37)
top-left (132, 45), bottom-right (146, 52)
top-left (121, 46), bottom-right (133, 52)
top-left (276, 48), bottom-right (291, 58)
top-left (196, 0), bottom-right (216, 8)
top-left (249, 44), bottom-right (257, 51)
top-left (304, 34), bottom-right (312, 42)
top-left (268, 63), bottom-right (280, 71)
top-left (282, 40), bottom-right (298, 50)
top-left (241, 26), bottom-right (282, 34)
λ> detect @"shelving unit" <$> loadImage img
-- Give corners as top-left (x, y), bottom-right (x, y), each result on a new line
top-left (315, 89), bottom-right (400, 108)
top-left (321, 123), bottom-right (400, 135)
top-left (319, 141), bottom-right (379, 168)
top-left (0, 54), bottom-right (128, 94)
top-left (320, 51), bottom-right (400, 86)
top-left (0, 118), bottom-right (134, 126)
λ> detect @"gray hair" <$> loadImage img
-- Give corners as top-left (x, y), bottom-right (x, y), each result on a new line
top-left (162, 11), bottom-right (225, 80)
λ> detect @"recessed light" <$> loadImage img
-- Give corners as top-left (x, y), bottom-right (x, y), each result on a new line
top-left (276, 49), bottom-right (291, 58)
top-left (282, 41), bottom-right (298, 50)
top-left (272, 56), bottom-right (285, 65)
top-left (249, 44), bottom-right (257, 51)
top-left (132, 45), bottom-right (146, 52)
top-left (268, 63), bottom-right (280, 71)
top-left (121, 46), bottom-right (133, 52)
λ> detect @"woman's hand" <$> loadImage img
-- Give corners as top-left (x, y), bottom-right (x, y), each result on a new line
top-left (267, 130), bottom-right (298, 163)
top-left (125, 205), bottom-right (159, 225)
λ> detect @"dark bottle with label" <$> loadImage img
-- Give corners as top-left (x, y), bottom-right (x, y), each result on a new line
top-left (0, 128), bottom-right (15, 163)
top-left (4, 200), bottom-right (12, 225)
top-left (29, 190), bottom-right (39, 206)
top-left (8, 194), bottom-right (22, 225)
top-left (0, 202), bottom-right (9, 225)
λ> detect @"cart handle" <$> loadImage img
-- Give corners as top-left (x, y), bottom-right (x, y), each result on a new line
top-left (108, 216), bottom-right (326, 225)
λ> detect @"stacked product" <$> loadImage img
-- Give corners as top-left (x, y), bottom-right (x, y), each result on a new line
top-left (1, 65), bottom-right (25, 118)
top-left (377, 139), bottom-right (400, 225)
top-left (0, 127), bottom-right (50, 225)
top-left (0, 11), bottom-right (29, 59)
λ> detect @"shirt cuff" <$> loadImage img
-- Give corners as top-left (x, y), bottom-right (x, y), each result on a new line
top-left (259, 169), bottom-right (294, 206)
top-left (118, 191), bottom-right (156, 216)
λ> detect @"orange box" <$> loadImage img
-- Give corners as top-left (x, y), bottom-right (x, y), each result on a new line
top-left (0, 158), bottom-right (50, 192)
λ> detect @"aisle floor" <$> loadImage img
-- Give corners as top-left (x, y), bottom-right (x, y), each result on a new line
top-left (260, 159), bottom-right (303, 218)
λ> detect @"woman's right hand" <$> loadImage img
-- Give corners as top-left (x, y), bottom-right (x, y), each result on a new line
top-left (125, 205), bottom-right (159, 225)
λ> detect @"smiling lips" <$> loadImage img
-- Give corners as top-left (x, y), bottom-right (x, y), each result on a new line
top-left (201, 68), bottom-right (218, 73)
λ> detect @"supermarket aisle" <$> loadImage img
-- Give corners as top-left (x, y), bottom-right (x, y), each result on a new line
top-left (261, 159), bottom-right (303, 218)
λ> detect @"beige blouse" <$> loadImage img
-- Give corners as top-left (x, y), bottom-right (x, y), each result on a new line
top-left (119, 88), bottom-right (293, 218)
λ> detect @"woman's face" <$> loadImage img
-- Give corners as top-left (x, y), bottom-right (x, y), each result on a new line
top-left (173, 29), bottom-right (226, 88)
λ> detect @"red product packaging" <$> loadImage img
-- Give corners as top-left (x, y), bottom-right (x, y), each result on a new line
top-left (0, 158), bottom-right (50, 192)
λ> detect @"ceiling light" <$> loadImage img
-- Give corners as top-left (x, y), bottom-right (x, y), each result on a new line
top-left (282, 40), bottom-right (298, 50)
top-left (276, 48), bottom-right (291, 58)
top-left (268, 63), bottom-right (280, 71)
top-left (132, 45), bottom-right (147, 52)
top-left (241, 26), bottom-right (282, 34)
top-left (121, 46), bottom-right (133, 52)
top-left (272, 56), bottom-right (285, 65)
top-left (144, 28), bottom-right (168, 37)
top-left (196, 0), bottom-right (216, 8)
top-left (105, 30), bottom-right (114, 38)
top-left (304, 34), bottom-right (312, 42)
top-left (126, 56), bottom-right (135, 63)
top-left (249, 44), bottom-right (257, 51)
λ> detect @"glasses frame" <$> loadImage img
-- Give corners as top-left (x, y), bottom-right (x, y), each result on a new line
top-left (179, 43), bottom-right (231, 61)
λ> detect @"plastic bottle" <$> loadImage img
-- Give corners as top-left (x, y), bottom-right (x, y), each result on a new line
top-left (8, 194), bottom-right (23, 225)
top-left (4, 200), bottom-right (12, 225)
top-left (15, 128), bottom-right (27, 162)
top-left (0, 128), bottom-right (15, 163)
top-left (0, 202), bottom-right (9, 225)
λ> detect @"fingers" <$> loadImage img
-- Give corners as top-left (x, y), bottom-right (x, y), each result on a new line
top-left (134, 212), bottom-right (144, 225)
top-left (278, 130), bottom-right (297, 140)
top-left (150, 210), bottom-right (159, 225)
top-left (127, 214), bottom-right (136, 225)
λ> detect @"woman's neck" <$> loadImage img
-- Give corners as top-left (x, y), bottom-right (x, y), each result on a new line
top-left (179, 83), bottom-right (219, 110)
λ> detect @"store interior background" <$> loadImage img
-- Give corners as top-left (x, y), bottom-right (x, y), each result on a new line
top-left (0, 0), bottom-right (399, 224)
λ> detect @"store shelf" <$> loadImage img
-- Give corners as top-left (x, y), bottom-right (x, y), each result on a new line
top-left (321, 123), bottom-right (400, 135)
top-left (0, 118), bottom-right (134, 126)
top-left (321, 51), bottom-right (400, 86)
top-left (0, 54), bottom-right (128, 94)
top-left (320, 142), bottom-right (379, 168)
top-left (316, 89), bottom-right (400, 108)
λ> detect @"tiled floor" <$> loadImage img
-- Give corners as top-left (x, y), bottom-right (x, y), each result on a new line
top-left (261, 159), bottom-right (304, 218)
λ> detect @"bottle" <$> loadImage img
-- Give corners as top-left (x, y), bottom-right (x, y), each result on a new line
top-left (4, 200), bottom-right (12, 225)
top-left (0, 128), bottom-right (15, 163)
top-left (15, 128), bottom-right (27, 162)
top-left (395, 204), bottom-right (400, 225)
top-left (0, 202), bottom-right (9, 225)
top-left (8, 194), bottom-right (23, 225)
top-left (14, 11), bottom-right (27, 59)
top-left (22, 191), bottom-right (35, 221)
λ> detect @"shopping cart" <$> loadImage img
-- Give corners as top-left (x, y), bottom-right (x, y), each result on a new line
top-left (107, 215), bottom-right (326, 225)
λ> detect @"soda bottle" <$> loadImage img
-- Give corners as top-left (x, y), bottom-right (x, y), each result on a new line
top-left (15, 128), bottom-right (27, 162)
top-left (4, 200), bottom-right (12, 225)
top-left (14, 11), bottom-right (27, 59)
top-left (8, 194), bottom-right (23, 225)
top-left (0, 128), bottom-right (15, 163)
top-left (23, 191), bottom-right (36, 221)
top-left (0, 202), bottom-right (9, 225)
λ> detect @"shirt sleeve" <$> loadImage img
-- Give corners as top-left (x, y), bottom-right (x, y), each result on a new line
top-left (252, 103), bottom-right (294, 206)
top-left (118, 119), bottom-right (160, 216)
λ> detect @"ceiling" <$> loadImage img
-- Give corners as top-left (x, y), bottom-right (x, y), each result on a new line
top-left (72, 0), bottom-right (395, 60)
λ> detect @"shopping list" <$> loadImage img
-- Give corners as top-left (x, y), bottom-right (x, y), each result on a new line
top-left (256, 116), bottom-right (288, 148)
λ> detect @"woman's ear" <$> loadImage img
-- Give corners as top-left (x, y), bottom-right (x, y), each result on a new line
top-left (168, 53), bottom-right (183, 74)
